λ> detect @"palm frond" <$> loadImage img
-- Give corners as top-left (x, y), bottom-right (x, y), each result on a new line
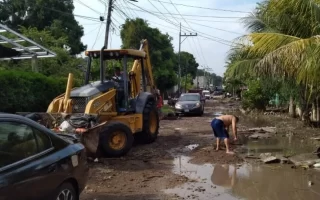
top-left (266, 0), bottom-right (320, 37)
top-left (225, 58), bottom-right (260, 79)
top-left (254, 35), bottom-right (320, 82)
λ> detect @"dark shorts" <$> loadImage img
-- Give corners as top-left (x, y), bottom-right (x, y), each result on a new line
top-left (211, 118), bottom-right (229, 139)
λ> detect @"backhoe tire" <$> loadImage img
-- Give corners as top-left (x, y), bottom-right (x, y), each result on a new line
top-left (136, 100), bottom-right (160, 144)
top-left (99, 122), bottom-right (134, 157)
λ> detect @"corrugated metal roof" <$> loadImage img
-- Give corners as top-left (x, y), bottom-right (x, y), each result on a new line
top-left (0, 24), bottom-right (56, 60)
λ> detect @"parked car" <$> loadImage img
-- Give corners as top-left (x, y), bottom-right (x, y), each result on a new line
top-left (0, 113), bottom-right (89, 200)
top-left (202, 90), bottom-right (211, 100)
top-left (174, 93), bottom-right (205, 116)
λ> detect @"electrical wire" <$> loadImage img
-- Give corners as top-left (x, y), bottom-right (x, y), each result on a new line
top-left (91, 22), bottom-right (104, 49)
top-left (84, 24), bottom-right (103, 35)
top-left (117, 0), bottom-right (135, 18)
top-left (168, 0), bottom-right (208, 66)
top-left (117, 5), bottom-right (245, 18)
top-left (125, 1), bottom-right (237, 46)
top-left (148, 0), bottom-right (251, 13)
top-left (123, 0), bottom-right (140, 17)
top-left (42, 3), bottom-right (239, 47)
top-left (91, 2), bottom-right (107, 49)
top-left (74, 0), bottom-right (102, 14)
top-left (187, 21), bottom-right (243, 35)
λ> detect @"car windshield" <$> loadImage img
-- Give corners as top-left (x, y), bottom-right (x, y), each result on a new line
top-left (179, 95), bottom-right (200, 101)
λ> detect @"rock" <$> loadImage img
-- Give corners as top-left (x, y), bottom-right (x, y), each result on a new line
top-left (260, 153), bottom-right (280, 164)
top-left (288, 153), bottom-right (320, 167)
top-left (278, 156), bottom-right (290, 164)
top-left (262, 156), bottom-right (280, 164)
top-left (313, 163), bottom-right (320, 168)
top-left (249, 133), bottom-right (272, 140)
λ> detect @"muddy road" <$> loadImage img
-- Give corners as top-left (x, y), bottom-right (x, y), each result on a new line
top-left (81, 98), bottom-right (320, 200)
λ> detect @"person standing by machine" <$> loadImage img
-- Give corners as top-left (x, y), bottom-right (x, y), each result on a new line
top-left (156, 90), bottom-right (163, 118)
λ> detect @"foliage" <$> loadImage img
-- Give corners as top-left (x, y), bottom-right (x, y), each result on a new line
top-left (0, 70), bottom-right (81, 113)
top-left (0, 27), bottom-right (85, 80)
top-left (242, 79), bottom-right (269, 110)
top-left (224, 0), bottom-right (320, 116)
top-left (161, 105), bottom-right (174, 115)
top-left (223, 77), bottom-right (244, 94)
top-left (120, 18), bottom-right (178, 91)
top-left (180, 74), bottom-right (194, 91)
top-left (177, 51), bottom-right (199, 79)
top-left (0, 0), bottom-right (86, 54)
top-left (197, 69), bottom-right (223, 86)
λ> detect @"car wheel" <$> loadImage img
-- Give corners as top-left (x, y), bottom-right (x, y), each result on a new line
top-left (55, 182), bottom-right (77, 200)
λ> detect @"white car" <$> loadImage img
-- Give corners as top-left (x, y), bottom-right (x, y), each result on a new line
top-left (202, 90), bottom-right (211, 100)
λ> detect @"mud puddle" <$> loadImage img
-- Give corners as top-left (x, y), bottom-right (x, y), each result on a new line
top-left (238, 134), bottom-right (318, 157)
top-left (165, 155), bottom-right (320, 200)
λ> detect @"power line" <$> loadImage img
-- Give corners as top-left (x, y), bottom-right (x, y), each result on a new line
top-left (84, 24), bottom-right (103, 35)
top-left (123, 0), bottom-right (140, 17)
top-left (117, 0), bottom-right (135, 18)
top-left (74, 0), bottom-right (102, 15)
top-left (176, 18), bottom-right (240, 23)
top-left (187, 21), bottom-right (243, 35)
top-left (149, 0), bottom-right (251, 13)
top-left (43, 3), bottom-right (238, 47)
top-left (125, 1), bottom-right (241, 43)
top-left (42, 6), bottom-right (103, 22)
top-left (92, 23), bottom-right (104, 49)
top-left (168, 0), bottom-right (207, 67)
top-left (125, 1), bottom-right (236, 46)
top-left (117, 5), bottom-right (245, 18)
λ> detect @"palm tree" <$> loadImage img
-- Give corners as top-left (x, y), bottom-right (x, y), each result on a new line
top-left (225, 0), bottom-right (320, 121)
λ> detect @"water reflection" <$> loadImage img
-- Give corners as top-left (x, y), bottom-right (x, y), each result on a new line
top-left (211, 164), bottom-right (236, 189)
top-left (165, 156), bottom-right (320, 200)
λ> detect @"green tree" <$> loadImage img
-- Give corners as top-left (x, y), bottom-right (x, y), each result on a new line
top-left (177, 51), bottom-right (199, 79)
top-left (0, 0), bottom-right (86, 54)
top-left (0, 26), bottom-right (85, 80)
top-left (181, 74), bottom-right (194, 91)
top-left (224, 0), bottom-right (320, 120)
top-left (120, 18), bottom-right (178, 91)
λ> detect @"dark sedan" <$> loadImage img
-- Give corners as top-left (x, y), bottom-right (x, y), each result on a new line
top-left (0, 113), bottom-right (89, 200)
top-left (174, 93), bottom-right (205, 116)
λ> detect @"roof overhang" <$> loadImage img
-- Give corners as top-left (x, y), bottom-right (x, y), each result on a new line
top-left (0, 24), bottom-right (56, 60)
top-left (85, 49), bottom-right (146, 60)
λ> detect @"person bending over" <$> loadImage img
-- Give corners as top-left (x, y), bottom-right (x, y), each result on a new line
top-left (211, 115), bottom-right (239, 155)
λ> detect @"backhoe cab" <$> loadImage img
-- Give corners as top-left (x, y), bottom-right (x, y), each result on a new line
top-left (46, 39), bottom-right (160, 157)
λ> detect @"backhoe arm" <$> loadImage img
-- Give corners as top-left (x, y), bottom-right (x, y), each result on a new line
top-left (130, 39), bottom-right (156, 97)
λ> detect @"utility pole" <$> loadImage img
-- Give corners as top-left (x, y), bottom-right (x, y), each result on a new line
top-left (184, 59), bottom-right (188, 92)
top-left (104, 0), bottom-right (113, 48)
top-left (178, 23), bottom-right (197, 93)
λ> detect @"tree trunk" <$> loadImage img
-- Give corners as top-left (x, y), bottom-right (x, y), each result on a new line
top-left (288, 96), bottom-right (296, 118)
top-left (312, 102), bottom-right (316, 121)
top-left (295, 104), bottom-right (302, 118)
top-left (316, 96), bottom-right (320, 126)
top-left (300, 102), bottom-right (311, 125)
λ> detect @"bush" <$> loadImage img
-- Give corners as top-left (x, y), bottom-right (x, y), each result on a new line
top-left (242, 79), bottom-right (269, 110)
top-left (0, 70), bottom-right (79, 113)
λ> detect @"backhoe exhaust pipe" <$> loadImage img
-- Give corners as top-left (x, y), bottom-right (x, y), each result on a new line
top-left (100, 45), bottom-right (106, 84)
top-left (63, 73), bottom-right (73, 112)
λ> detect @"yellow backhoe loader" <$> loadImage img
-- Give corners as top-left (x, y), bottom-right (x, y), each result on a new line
top-left (40, 39), bottom-right (160, 157)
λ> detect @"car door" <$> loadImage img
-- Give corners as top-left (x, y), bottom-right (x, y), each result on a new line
top-left (0, 120), bottom-right (57, 200)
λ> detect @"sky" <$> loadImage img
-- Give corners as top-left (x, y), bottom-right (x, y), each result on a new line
top-left (74, 0), bottom-right (261, 77)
